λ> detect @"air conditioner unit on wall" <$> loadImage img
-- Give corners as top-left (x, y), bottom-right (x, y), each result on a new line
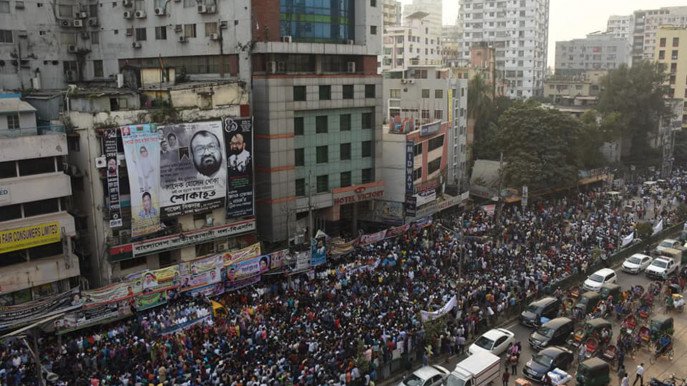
top-left (73, 19), bottom-right (83, 27)
top-left (197, 4), bottom-right (207, 13)
top-left (68, 45), bottom-right (78, 53)
top-left (135, 10), bottom-right (146, 18)
top-left (209, 33), bottom-right (219, 41)
top-left (154, 7), bottom-right (165, 16)
top-left (347, 61), bottom-right (356, 73)
top-left (206, 5), bottom-right (216, 13)
top-left (123, 11), bottom-right (132, 19)
top-left (95, 156), bottom-right (106, 168)
top-left (132, 41), bottom-right (141, 48)
top-left (174, 24), bottom-right (183, 32)
top-left (123, 0), bottom-right (132, 6)
top-left (178, 36), bottom-right (187, 43)
top-left (88, 17), bottom-right (99, 27)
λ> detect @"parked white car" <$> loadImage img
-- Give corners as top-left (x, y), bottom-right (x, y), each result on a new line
top-left (469, 328), bottom-right (515, 356)
top-left (397, 365), bottom-right (450, 386)
top-left (582, 268), bottom-right (617, 292)
top-left (655, 239), bottom-right (682, 254)
top-left (622, 254), bottom-right (653, 274)
top-left (645, 257), bottom-right (678, 279)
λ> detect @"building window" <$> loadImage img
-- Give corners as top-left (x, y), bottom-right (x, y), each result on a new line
top-left (295, 148), bottom-right (304, 166)
top-left (155, 26), bottom-right (167, 40)
top-left (412, 167), bottom-right (422, 181)
top-left (0, 161), bottom-right (17, 178)
top-left (421, 110), bottom-right (430, 120)
top-left (365, 84), bottom-right (375, 98)
top-left (183, 24), bottom-right (196, 38)
top-left (316, 116), bottom-right (328, 133)
top-left (195, 241), bottom-right (215, 257)
top-left (93, 60), bottom-right (103, 78)
top-left (362, 112), bottom-right (373, 130)
top-left (362, 168), bottom-right (373, 183)
top-left (370, 0), bottom-right (376, 6)
top-left (293, 86), bottom-right (306, 101)
top-left (370, 25), bottom-right (377, 35)
top-left (91, 31), bottom-right (99, 44)
top-left (295, 178), bottom-right (305, 196)
top-left (427, 157), bottom-right (441, 175)
top-left (120, 256), bottom-right (147, 270)
top-left (422, 89), bottom-right (430, 98)
top-left (361, 141), bottom-right (372, 157)
top-left (428, 135), bottom-right (444, 151)
top-left (316, 146), bottom-right (328, 163)
top-left (316, 175), bottom-right (329, 193)
top-left (658, 50), bottom-right (665, 60)
top-left (6, 113), bottom-right (20, 130)
top-left (660, 37), bottom-right (666, 47)
top-left (340, 114), bottom-right (351, 131)
top-left (390, 89), bottom-right (401, 98)
top-left (673, 37), bottom-right (680, 47)
top-left (18, 157), bottom-right (56, 176)
top-left (23, 198), bottom-right (59, 217)
top-left (0, 204), bottom-right (21, 221)
top-left (204, 22), bottom-right (217, 36)
top-left (342, 84), bottom-right (354, 99)
top-left (135, 27), bottom-right (146, 41)
top-left (319, 85), bottom-right (331, 100)
top-left (434, 110), bottom-right (443, 120)
top-left (340, 171), bottom-right (351, 187)
top-left (672, 50), bottom-right (678, 60)
top-left (0, 30), bottom-right (11, 43)
top-left (0, 1), bottom-right (9, 13)
top-left (294, 117), bottom-right (304, 135)
top-left (340, 143), bottom-right (351, 160)
top-left (435, 89), bottom-right (443, 98)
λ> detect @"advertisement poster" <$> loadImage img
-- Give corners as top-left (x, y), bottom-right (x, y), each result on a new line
top-left (178, 254), bottom-right (223, 291)
top-left (310, 238), bottom-right (327, 266)
top-left (82, 282), bottom-right (133, 307)
top-left (224, 275), bottom-right (261, 292)
top-left (0, 288), bottom-right (82, 331)
top-left (225, 255), bottom-right (270, 283)
top-left (223, 117), bottom-right (254, 219)
top-left (158, 121), bottom-right (227, 218)
top-left (134, 291), bottom-right (168, 311)
top-left (105, 128), bottom-right (123, 228)
top-left (293, 251), bottom-right (310, 272)
top-left (125, 265), bottom-right (180, 294)
top-left (268, 249), bottom-right (290, 270)
top-left (222, 242), bottom-right (261, 266)
top-left (121, 124), bottom-right (162, 237)
top-left (0, 222), bottom-right (61, 254)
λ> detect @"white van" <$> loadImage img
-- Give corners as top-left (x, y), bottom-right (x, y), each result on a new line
top-left (444, 351), bottom-right (500, 386)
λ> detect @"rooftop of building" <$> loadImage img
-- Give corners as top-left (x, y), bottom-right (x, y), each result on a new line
top-left (406, 11), bottom-right (429, 20)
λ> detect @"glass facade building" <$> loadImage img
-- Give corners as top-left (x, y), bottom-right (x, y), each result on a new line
top-left (280, 0), bottom-right (355, 43)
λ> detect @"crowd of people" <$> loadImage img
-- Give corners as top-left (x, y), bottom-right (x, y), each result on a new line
top-left (2, 170), bottom-right (687, 386)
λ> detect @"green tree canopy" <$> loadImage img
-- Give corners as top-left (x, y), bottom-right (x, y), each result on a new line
top-left (596, 61), bottom-right (670, 163)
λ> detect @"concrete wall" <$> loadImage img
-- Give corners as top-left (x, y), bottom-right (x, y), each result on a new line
top-left (0, 132), bottom-right (67, 161)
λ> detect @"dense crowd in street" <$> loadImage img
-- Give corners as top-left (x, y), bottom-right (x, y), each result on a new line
top-left (2, 170), bottom-right (687, 386)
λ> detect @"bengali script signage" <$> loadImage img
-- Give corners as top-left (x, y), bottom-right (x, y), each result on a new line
top-left (0, 288), bottom-right (81, 331)
top-left (222, 242), bottom-right (261, 266)
top-left (134, 291), bottom-right (168, 311)
top-left (332, 181), bottom-right (384, 206)
top-left (105, 128), bottom-right (123, 228)
top-left (131, 219), bottom-right (256, 257)
top-left (223, 117), bottom-right (254, 218)
top-left (419, 121), bottom-right (441, 137)
top-left (0, 222), bottom-right (61, 254)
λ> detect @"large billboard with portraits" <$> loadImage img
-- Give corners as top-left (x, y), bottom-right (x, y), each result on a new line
top-left (121, 124), bottom-right (162, 237)
top-left (223, 117), bottom-right (254, 219)
top-left (104, 128), bottom-right (123, 228)
top-left (158, 121), bottom-right (227, 218)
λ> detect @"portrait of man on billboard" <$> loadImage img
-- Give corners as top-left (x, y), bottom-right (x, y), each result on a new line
top-left (190, 130), bottom-right (223, 177)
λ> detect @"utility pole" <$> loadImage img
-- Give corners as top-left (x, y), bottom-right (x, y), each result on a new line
top-left (307, 169), bottom-right (314, 241)
top-left (495, 152), bottom-right (504, 225)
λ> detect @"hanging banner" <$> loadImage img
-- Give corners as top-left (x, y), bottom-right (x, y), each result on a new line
top-left (184, 282), bottom-right (225, 298)
top-left (269, 249), bottom-right (290, 270)
top-left (226, 255), bottom-right (270, 282)
top-left (293, 251), bottom-right (311, 272)
top-left (329, 238), bottom-right (357, 256)
top-left (621, 232), bottom-right (635, 247)
top-left (311, 238), bottom-right (327, 266)
top-left (82, 282), bottom-right (134, 307)
top-left (386, 224), bottom-right (410, 239)
top-left (121, 124), bottom-right (162, 237)
top-left (224, 275), bottom-right (261, 292)
top-left (105, 128), bottom-right (123, 228)
top-left (652, 219), bottom-right (663, 236)
top-left (222, 242), bottom-right (261, 266)
top-left (420, 295), bottom-right (458, 322)
top-left (125, 265), bottom-right (180, 294)
top-left (134, 291), bottom-right (168, 311)
top-left (0, 288), bottom-right (82, 331)
top-left (406, 141), bottom-right (415, 194)
top-left (0, 222), bottom-right (61, 254)
top-left (223, 117), bottom-right (254, 219)
top-left (54, 302), bottom-right (132, 334)
top-left (158, 121), bottom-right (227, 218)
top-left (359, 230), bottom-right (387, 246)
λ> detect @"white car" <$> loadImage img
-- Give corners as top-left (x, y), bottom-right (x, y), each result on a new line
top-left (397, 365), bottom-right (450, 386)
top-left (656, 239), bottom-right (682, 254)
top-left (622, 254), bottom-right (653, 274)
top-left (645, 257), bottom-right (678, 280)
top-left (469, 328), bottom-right (515, 356)
top-left (582, 268), bottom-right (617, 292)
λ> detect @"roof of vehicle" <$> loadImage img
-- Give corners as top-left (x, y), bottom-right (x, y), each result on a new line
top-left (627, 253), bottom-right (651, 260)
top-left (660, 239), bottom-right (678, 244)
top-left (591, 268), bottom-right (615, 276)
top-left (531, 297), bottom-right (558, 307)
top-left (482, 328), bottom-right (514, 340)
top-left (412, 365), bottom-right (450, 379)
top-left (652, 257), bottom-right (673, 263)
top-left (586, 318), bottom-right (612, 327)
top-left (541, 317), bottom-right (573, 328)
top-left (539, 346), bottom-right (572, 357)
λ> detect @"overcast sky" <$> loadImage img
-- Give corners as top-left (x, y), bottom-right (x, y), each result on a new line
top-left (399, 0), bottom-right (683, 67)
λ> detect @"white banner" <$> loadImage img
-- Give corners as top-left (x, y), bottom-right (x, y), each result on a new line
top-left (420, 295), bottom-right (458, 322)
top-left (652, 219), bottom-right (663, 236)
top-left (621, 232), bottom-right (634, 247)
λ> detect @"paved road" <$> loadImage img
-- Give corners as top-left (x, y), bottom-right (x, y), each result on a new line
top-left (423, 267), bottom-right (686, 386)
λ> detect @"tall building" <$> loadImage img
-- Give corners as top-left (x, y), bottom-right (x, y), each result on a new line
top-left (403, 0), bottom-right (443, 39)
top-left (632, 6), bottom-right (687, 64)
top-left (383, 0), bottom-right (403, 28)
top-left (654, 26), bottom-right (687, 128)
top-left (606, 15), bottom-right (634, 42)
top-left (441, 24), bottom-right (464, 66)
top-left (381, 11), bottom-right (443, 72)
top-left (458, 0), bottom-right (550, 98)
top-left (555, 32), bottom-right (631, 76)
top-left (0, 94), bottom-right (82, 330)
top-left (250, 0), bottom-right (384, 243)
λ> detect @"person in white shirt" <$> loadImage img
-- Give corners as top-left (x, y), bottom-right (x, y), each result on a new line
top-left (228, 132), bottom-right (251, 173)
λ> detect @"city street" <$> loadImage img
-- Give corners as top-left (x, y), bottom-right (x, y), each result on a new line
top-left (420, 267), bottom-right (687, 386)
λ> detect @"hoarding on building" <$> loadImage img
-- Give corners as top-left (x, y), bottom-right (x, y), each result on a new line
top-left (223, 117), bottom-right (254, 218)
top-left (105, 129), bottom-right (123, 228)
top-left (0, 221), bottom-right (61, 254)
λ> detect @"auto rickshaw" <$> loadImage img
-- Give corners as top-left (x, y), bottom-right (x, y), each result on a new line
top-left (599, 283), bottom-right (622, 303)
top-left (576, 357), bottom-right (610, 386)
top-left (576, 291), bottom-right (602, 315)
top-left (649, 315), bottom-right (674, 341)
top-left (568, 318), bottom-right (613, 348)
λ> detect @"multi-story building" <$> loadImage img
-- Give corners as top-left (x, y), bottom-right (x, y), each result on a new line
top-left (606, 15), bottom-right (634, 42)
top-left (381, 66), bottom-right (468, 222)
top-left (382, 11), bottom-right (443, 72)
top-left (383, 0), bottom-right (403, 28)
top-left (403, 0), bottom-right (443, 39)
top-left (632, 6), bottom-right (687, 64)
top-left (250, 0), bottom-right (384, 244)
top-left (555, 32), bottom-right (631, 76)
top-left (441, 24), bottom-right (464, 66)
top-left (458, 0), bottom-right (550, 98)
top-left (0, 94), bottom-right (82, 330)
top-left (654, 26), bottom-right (687, 128)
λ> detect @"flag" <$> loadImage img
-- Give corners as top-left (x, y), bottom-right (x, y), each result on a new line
top-left (621, 232), bottom-right (634, 247)
top-left (652, 219), bottom-right (663, 236)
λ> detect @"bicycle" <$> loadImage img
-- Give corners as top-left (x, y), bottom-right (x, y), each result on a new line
top-left (649, 345), bottom-right (674, 364)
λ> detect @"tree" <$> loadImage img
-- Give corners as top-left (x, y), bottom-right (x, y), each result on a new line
top-left (497, 102), bottom-right (583, 191)
top-left (468, 74), bottom-right (512, 160)
top-left (597, 61), bottom-right (670, 163)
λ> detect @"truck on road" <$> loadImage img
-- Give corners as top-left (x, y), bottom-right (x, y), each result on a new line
top-left (444, 351), bottom-right (500, 386)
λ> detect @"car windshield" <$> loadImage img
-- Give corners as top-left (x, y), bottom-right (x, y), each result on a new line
top-left (475, 336), bottom-right (495, 349)
top-left (627, 256), bottom-right (642, 264)
top-left (652, 260), bottom-right (668, 268)
top-left (445, 375), bottom-right (466, 386)
top-left (402, 374), bottom-right (424, 386)
top-left (526, 304), bottom-right (540, 313)
top-left (589, 274), bottom-right (604, 282)
top-left (533, 353), bottom-right (554, 367)
top-left (659, 241), bottom-right (673, 248)
top-left (536, 326), bottom-right (554, 338)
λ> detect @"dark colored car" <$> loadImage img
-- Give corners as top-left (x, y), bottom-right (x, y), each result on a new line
top-left (529, 317), bottom-right (575, 351)
top-left (523, 346), bottom-right (574, 383)
top-left (520, 297), bottom-right (561, 327)
top-left (576, 357), bottom-right (610, 386)
top-left (575, 291), bottom-right (601, 315)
